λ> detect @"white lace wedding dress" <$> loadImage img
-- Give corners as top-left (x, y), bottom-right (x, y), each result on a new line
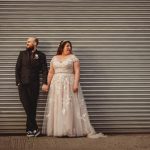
top-left (42, 54), bottom-right (105, 138)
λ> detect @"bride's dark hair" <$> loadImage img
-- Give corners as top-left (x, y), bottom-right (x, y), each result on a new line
top-left (56, 40), bottom-right (72, 55)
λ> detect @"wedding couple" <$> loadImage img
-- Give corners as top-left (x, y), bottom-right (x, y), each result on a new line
top-left (15, 37), bottom-right (106, 138)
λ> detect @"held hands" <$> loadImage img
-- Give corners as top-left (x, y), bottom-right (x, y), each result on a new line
top-left (42, 84), bottom-right (49, 92)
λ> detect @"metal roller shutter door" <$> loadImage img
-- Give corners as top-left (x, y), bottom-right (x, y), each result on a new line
top-left (0, 0), bottom-right (150, 133)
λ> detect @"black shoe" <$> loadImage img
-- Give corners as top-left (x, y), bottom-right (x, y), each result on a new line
top-left (26, 131), bottom-right (34, 137)
top-left (33, 129), bottom-right (40, 137)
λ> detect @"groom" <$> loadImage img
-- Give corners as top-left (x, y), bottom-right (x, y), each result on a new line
top-left (15, 37), bottom-right (48, 137)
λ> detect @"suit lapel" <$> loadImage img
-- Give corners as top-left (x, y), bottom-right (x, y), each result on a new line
top-left (24, 50), bottom-right (30, 65)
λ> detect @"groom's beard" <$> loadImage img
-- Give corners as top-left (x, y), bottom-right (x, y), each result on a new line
top-left (26, 45), bottom-right (34, 51)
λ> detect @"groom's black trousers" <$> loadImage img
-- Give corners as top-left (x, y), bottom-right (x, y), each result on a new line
top-left (18, 82), bottom-right (39, 132)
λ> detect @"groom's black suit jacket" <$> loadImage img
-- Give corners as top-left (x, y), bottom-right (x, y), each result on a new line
top-left (15, 50), bottom-right (48, 86)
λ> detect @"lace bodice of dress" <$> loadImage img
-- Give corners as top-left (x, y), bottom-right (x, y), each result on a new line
top-left (50, 54), bottom-right (79, 74)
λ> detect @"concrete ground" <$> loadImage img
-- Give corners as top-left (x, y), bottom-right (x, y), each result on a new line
top-left (0, 134), bottom-right (150, 150)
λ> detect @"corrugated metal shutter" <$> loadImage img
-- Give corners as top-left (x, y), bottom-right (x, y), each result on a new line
top-left (0, 0), bottom-right (150, 134)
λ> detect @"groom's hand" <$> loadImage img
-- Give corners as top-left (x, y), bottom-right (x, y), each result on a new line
top-left (42, 84), bottom-right (48, 92)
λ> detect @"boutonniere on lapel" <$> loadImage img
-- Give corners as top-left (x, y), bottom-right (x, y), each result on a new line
top-left (34, 54), bottom-right (39, 60)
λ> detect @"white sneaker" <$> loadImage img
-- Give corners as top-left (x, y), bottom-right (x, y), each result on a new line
top-left (33, 129), bottom-right (40, 137)
top-left (26, 131), bottom-right (34, 137)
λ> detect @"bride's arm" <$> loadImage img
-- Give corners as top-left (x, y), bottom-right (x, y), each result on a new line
top-left (47, 63), bottom-right (55, 87)
top-left (73, 61), bottom-right (80, 92)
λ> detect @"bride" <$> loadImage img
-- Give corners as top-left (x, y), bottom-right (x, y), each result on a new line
top-left (42, 40), bottom-right (106, 138)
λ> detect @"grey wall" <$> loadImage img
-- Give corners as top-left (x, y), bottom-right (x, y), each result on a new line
top-left (0, 0), bottom-right (150, 134)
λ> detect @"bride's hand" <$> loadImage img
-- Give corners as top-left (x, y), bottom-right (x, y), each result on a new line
top-left (42, 84), bottom-right (49, 92)
top-left (73, 84), bottom-right (78, 93)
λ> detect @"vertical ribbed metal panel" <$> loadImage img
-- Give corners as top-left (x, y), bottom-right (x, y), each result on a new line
top-left (0, 0), bottom-right (150, 133)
